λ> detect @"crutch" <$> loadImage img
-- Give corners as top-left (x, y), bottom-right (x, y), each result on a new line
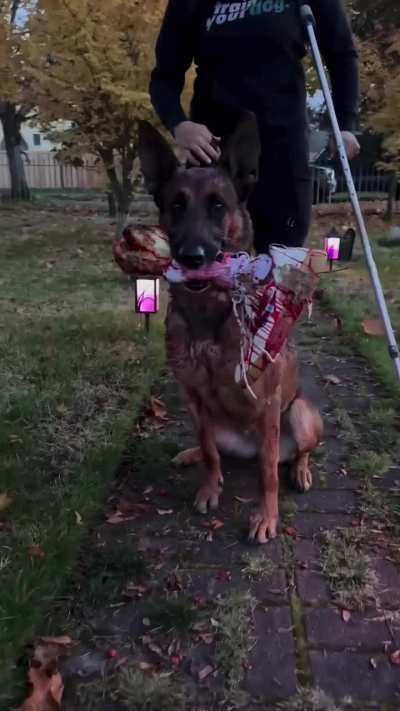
top-left (299, 3), bottom-right (400, 382)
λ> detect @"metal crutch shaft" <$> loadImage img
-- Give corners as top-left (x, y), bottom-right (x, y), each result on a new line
top-left (300, 4), bottom-right (400, 382)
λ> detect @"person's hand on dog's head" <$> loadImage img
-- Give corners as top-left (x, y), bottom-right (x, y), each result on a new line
top-left (174, 120), bottom-right (221, 166)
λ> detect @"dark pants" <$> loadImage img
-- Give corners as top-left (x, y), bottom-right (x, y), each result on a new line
top-left (191, 98), bottom-right (312, 252)
top-left (248, 127), bottom-right (312, 253)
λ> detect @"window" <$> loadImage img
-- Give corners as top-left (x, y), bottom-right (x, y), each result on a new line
top-left (33, 133), bottom-right (41, 146)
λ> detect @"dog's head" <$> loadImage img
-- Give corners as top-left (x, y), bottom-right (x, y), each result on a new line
top-left (138, 113), bottom-right (261, 269)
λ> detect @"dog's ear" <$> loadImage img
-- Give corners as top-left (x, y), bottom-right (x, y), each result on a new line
top-left (138, 121), bottom-right (179, 203)
top-left (220, 111), bottom-right (261, 203)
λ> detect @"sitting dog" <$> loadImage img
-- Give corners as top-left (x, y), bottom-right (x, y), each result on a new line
top-left (138, 113), bottom-right (323, 543)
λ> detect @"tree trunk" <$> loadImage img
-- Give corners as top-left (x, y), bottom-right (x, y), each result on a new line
top-left (386, 171), bottom-right (397, 221)
top-left (0, 103), bottom-right (30, 201)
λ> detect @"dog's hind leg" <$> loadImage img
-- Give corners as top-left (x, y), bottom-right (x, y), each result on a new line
top-left (285, 396), bottom-right (323, 493)
top-left (172, 447), bottom-right (203, 467)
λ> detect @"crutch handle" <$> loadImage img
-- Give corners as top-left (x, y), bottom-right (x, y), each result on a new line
top-left (299, 4), bottom-right (316, 28)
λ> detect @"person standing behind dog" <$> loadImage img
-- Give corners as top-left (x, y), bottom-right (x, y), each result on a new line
top-left (150, 0), bottom-right (360, 252)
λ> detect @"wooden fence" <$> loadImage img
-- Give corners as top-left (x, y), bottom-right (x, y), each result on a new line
top-left (0, 151), bottom-right (106, 191)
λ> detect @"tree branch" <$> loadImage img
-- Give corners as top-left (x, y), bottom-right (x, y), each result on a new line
top-left (11, 0), bottom-right (21, 24)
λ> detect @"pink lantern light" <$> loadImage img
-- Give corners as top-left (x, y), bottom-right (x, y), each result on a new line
top-left (134, 278), bottom-right (160, 314)
top-left (324, 236), bottom-right (341, 262)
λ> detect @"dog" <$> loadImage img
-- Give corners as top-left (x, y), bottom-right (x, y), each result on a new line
top-left (138, 113), bottom-right (323, 543)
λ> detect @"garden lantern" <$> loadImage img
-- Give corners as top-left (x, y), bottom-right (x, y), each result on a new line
top-left (132, 277), bottom-right (160, 333)
top-left (324, 233), bottom-right (340, 271)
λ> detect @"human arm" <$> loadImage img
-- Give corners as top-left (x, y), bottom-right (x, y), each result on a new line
top-left (310, 0), bottom-right (360, 158)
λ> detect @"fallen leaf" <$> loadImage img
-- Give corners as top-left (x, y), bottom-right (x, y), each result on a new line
top-left (198, 664), bottom-right (214, 682)
top-left (142, 618), bottom-right (151, 627)
top-left (55, 404), bottom-right (68, 416)
top-left (390, 649), bottom-right (400, 665)
top-left (341, 609), bottom-right (351, 623)
top-left (28, 545), bottom-right (45, 560)
top-left (39, 636), bottom-right (74, 647)
top-left (74, 511), bottom-right (83, 525)
top-left (283, 527), bottom-right (297, 537)
top-left (106, 511), bottom-right (135, 525)
top-left (139, 661), bottom-right (154, 671)
top-left (234, 496), bottom-right (254, 504)
top-left (323, 374), bottom-right (341, 385)
top-left (362, 319), bottom-right (385, 337)
top-left (210, 519), bottom-right (224, 530)
top-left (369, 657), bottom-right (377, 670)
top-left (143, 486), bottom-right (153, 495)
top-left (193, 595), bottom-right (208, 608)
top-left (334, 315), bottom-right (343, 334)
top-left (148, 397), bottom-right (168, 420)
top-left (199, 633), bottom-right (214, 645)
top-left (123, 583), bottom-right (148, 599)
top-left (156, 508), bottom-right (174, 516)
top-left (0, 492), bottom-right (13, 512)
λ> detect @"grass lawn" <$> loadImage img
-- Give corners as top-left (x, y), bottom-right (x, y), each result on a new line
top-left (0, 205), bottom-right (164, 704)
top-left (310, 213), bottom-right (400, 400)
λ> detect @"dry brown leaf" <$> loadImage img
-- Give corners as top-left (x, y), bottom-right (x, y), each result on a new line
top-left (234, 496), bottom-right (254, 504)
top-left (149, 397), bottom-right (168, 419)
top-left (156, 508), bottom-right (174, 516)
top-left (323, 374), bottom-right (341, 385)
top-left (362, 319), bottom-right (385, 337)
top-left (210, 519), bottom-right (224, 530)
top-left (0, 492), bottom-right (13, 512)
top-left (138, 661), bottom-right (154, 671)
top-left (341, 609), bottom-right (351, 623)
top-left (199, 633), bottom-right (214, 645)
top-left (28, 545), bottom-right (45, 560)
top-left (39, 636), bottom-right (74, 647)
top-left (106, 511), bottom-right (135, 525)
top-left (198, 664), bottom-right (214, 682)
top-left (390, 649), bottom-right (400, 665)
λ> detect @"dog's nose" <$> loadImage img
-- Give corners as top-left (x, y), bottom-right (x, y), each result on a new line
top-left (178, 245), bottom-right (206, 269)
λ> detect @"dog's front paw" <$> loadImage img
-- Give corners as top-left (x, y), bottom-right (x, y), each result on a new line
top-left (248, 505), bottom-right (278, 543)
top-left (194, 482), bottom-right (222, 514)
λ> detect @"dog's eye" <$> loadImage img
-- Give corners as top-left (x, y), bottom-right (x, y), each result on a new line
top-left (171, 193), bottom-right (187, 212)
top-left (209, 195), bottom-right (225, 212)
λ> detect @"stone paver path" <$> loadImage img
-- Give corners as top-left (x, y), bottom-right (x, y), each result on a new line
top-left (61, 308), bottom-right (400, 711)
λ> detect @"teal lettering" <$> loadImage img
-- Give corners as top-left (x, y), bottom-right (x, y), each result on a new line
top-left (249, 1), bottom-right (262, 15)
top-left (262, 0), bottom-right (274, 11)
top-left (274, 0), bottom-right (285, 11)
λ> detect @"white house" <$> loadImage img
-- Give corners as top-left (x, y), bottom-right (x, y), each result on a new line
top-left (0, 120), bottom-right (59, 153)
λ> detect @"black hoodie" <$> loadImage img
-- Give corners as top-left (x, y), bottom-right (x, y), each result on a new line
top-left (150, 0), bottom-right (358, 137)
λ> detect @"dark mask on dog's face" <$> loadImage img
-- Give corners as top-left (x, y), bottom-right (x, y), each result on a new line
top-left (138, 113), bottom-right (261, 269)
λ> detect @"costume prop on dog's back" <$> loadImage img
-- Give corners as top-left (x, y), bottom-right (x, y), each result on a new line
top-left (113, 225), bottom-right (325, 398)
top-left (149, 0), bottom-right (359, 251)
